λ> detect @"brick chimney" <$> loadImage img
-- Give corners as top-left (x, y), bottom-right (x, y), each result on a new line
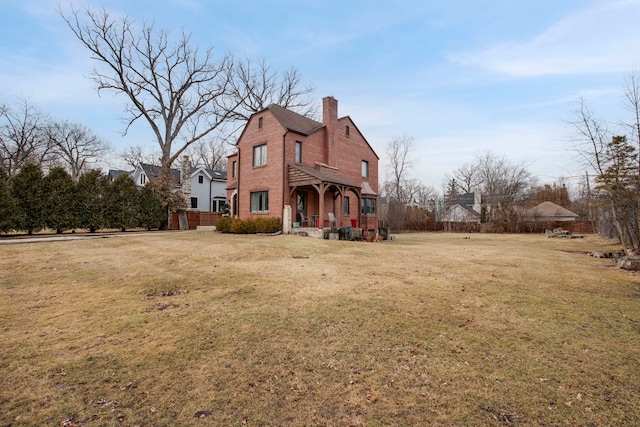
top-left (323, 96), bottom-right (338, 166)
top-left (181, 155), bottom-right (191, 198)
top-left (473, 189), bottom-right (481, 214)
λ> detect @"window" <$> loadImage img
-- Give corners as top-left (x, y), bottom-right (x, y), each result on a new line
top-left (295, 141), bottom-right (302, 163)
top-left (140, 174), bottom-right (146, 185)
top-left (198, 175), bottom-right (204, 184)
top-left (253, 144), bottom-right (267, 167)
top-left (190, 197), bottom-right (198, 209)
top-left (345, 125), bottom-right (350, 137)
top-left (361, 160), bottom-right (369, 178)
top-left (212, 199), bottom-right (226, 212)
top-left (250, 191), bottom-right (269, 212)
top-left (258, 117), bottom-right (263, 129)
top-left (343, 196), bottom-right (350, 215)
top-left (361, 198), bottom-right (376, 216)
top-left (232, 160), bottom-right (237, 178)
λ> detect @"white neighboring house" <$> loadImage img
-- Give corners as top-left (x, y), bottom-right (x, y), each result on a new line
top-left (124, 157), bottom-right (227, 213)
top-left (188, 165), bottom-right (227, 213)
top-left (442, 191), bottom-right (483, 223)
top-left (442, 204), bottom-right (481, 223)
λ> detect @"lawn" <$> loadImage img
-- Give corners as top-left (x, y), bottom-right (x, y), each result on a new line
top-left (1, 231), bottom-right (639, 426)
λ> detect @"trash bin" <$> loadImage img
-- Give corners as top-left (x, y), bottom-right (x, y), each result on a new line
top-left (351, 219), bottom-right (357, 228)
top-left (378, 227), bottom-right (390, 240)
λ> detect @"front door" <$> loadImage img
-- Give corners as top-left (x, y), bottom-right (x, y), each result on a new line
top-left (296, 192), bottom-right (307, 223)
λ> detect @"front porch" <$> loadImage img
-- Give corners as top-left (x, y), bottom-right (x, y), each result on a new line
top-left (288, 163), bottom-right (363, 229)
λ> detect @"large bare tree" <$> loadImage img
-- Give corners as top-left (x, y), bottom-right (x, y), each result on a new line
top-left (61, 6), bottom-right (239, 180)
top-left (47, 120), bottom-right (111, 181)
top-left (447, 161), bottom-right (481, 194)
top-left (230, 58), bottom-right (316, 120)
top-left (384, 134), bottom-right (415, 204)
top-left (0, 98), bottom-right (53, 176)
top-left (119, 144), bottom-right (161, 170)
top-left (571, 96), bottom-right (640, 254)
top-left (474, 151), bottom-right (534, 222)
top-left (447, 151), bottom-right (533, 224)
top-left (185, 137), bottom-right (228, 171)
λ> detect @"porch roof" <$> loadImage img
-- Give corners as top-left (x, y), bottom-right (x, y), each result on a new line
top-left (288, 164), bottom-right (360, 189)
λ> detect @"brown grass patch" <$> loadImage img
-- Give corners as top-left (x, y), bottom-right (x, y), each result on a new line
top-left (1, 232), bottom-right (639, 426)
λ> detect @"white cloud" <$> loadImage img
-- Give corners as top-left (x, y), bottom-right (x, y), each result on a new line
top-left (451, 0), bottom-right (640, 77)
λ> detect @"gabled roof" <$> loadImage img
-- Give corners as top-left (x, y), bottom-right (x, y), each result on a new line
top-left (443, 204), bottom-right (481, 222)
top-left (455, 192), bottom-right (485, 206)
top-left (191, 166), bottom-right (227, 181)
top-left (288, 164), bottom-right (360, 188)
top-left (139, 163), bottom-right (181, 186)
top-left (108, 169), bottom-right (130, 181)
top-left (267, 104), bottom-right (324, 135)
top-left (526, 201), bottom-right (578, 218)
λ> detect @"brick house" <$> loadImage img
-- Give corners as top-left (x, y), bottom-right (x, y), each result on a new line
top-left (226, 96), bottom-right (379, 235)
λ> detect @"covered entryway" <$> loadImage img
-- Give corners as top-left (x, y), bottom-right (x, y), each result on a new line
top-left (288, 164), bottom-right (361, 230)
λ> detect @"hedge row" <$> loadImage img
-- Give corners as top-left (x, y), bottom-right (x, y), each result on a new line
top-left (216, 217), bottom-right (281, 234)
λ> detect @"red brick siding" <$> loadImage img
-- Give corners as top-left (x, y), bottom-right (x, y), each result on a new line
top-left (232, 98), bottom-right (379, 231)
top-left (235, 112), bottom-right (285, 220)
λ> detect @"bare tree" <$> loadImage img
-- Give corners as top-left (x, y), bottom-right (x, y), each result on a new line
top-left (621, 70), bottom-right (640, 242)
top-left (185, 137), bottom-right (228, 171)
top-left (448, 161), bottom-right (480, 194)
top-left (0, 98), bottom-right (53, 176)
top-left (61, 6), bottom-right (239, 181)
top-left (446, 151), bottom-right (533, 225)
top-left (62, 5), bottom-right (317, 207)
top-left (227, 58), bottom-right (317, 130)
top-left (382, 135), bottom-right (437, 231)
top-left (474, 151), bottom-right (534, 221)
top-left (47, 121), bottom-right (111, 181)
top-left (570, 98), bottom-right (639, 252)
top-left (120, 144), bottom-right (160, 170)
top-left (385, 134), bottom-right (415, 203)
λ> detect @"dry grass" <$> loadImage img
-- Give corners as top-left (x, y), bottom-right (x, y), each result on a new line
top-left (1, 231), bottom-right (639, 426)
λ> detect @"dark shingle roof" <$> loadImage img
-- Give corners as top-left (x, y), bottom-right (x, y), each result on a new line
top-left (140, 163), bottom-right (181, 186)
top-left (108, 169), bottom-right (130, 181)
top-left (191, 167), bottom-right (227, 181)
top-left (268, 104), bottom-right (324, 135)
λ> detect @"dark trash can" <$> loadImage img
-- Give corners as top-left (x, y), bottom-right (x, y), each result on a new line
top-left (378, 227), bottom-right (390, 240)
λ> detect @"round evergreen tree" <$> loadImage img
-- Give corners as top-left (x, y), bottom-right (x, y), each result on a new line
top-left (10, 163), bottom-right (45, 235)
top-left (76, 169), bottom-right (108, 233)
top-left (43, 167), bottom-right (76, 234)
top-left (0, 168), bottom-right (17, 233)
top-left (106, 174), bottom-right (139, 231)
top-left (138, 182), bottom-right (165, 230)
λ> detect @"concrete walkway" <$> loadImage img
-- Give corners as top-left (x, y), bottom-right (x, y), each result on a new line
top-left (0, 231), bottom-right (177, 245)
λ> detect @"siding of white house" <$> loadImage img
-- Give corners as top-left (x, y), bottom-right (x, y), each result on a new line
top-left (188, 167), bottom-right (227, 212)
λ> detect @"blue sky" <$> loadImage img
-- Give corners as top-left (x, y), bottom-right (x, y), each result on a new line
top-left (1, 0), bottom-right (639, 191)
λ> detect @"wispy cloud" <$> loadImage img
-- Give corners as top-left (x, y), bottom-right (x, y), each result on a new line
top-left (450, 0), bottom-right (640, 77)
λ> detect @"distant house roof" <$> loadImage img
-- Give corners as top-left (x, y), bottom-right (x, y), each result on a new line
top-left (455, 192), bottom-right (486, 206)
top-left (525, 201), bottom-right (579, 221)
top-left (442, 204), bottom-right (481, 223)
top-left (191, 166), bottom-right (227, 181)
top-left (268, 104), bottom-right (324, 135)
top-left (140, 163), bottom-right (181, 186)
top-left (108, 169), bottom-right (130, 182)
